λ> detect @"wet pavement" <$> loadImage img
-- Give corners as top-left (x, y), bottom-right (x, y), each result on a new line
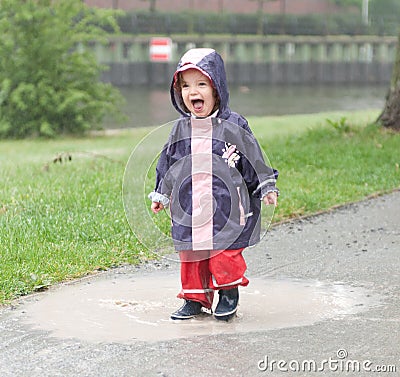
top-left (20, 274), bottom-right (376, 344)
top-left (1, 191), bottom-right (399, 376)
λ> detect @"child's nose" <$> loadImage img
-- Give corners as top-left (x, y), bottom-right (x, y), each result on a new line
top-left (189, 86), bottom-right (199, 95)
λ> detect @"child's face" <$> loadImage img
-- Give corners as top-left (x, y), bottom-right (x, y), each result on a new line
top-left (179, 69), bottom-right (217, 118)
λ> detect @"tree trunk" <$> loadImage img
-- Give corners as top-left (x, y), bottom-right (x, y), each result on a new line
top-left (256, 0), bottom-right (264, 35)
top-left (149, 0), bottom-right (156, 12)
top-left (378, 31), bottom-right (400, 131)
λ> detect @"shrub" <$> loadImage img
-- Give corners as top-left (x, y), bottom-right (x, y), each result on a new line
top-left (0, 0), bottom-right (123, 138)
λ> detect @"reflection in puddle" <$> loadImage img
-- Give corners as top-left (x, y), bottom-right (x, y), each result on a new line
top-left (22, 272), bottom-right (377, 343)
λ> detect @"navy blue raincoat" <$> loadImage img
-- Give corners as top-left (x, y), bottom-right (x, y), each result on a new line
top-left (149, 48), bottom-right (278, 251)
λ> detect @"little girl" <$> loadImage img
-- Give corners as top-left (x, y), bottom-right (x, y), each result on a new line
top-left (149, 48), bottom-right (279, 321)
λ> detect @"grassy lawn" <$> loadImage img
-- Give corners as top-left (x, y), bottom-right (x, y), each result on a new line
top-left (1, 110), bottom-right (399, 303)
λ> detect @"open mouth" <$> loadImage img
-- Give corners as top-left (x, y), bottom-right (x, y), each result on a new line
top-left (192, 99), bottom-right (204, 112)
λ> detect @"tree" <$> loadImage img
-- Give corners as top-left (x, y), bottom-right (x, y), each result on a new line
top-left (141, 0), bottom-right (157, 13)
top-left (369, 0), bottom-right (400, 34)
top-left (377, 30), bottom-right (400, 131)
top-left (329, 0), bottom-right (362, 7)
top-left (370, 0), bottom-right (400, 20)
top-left (0, 0), bottom-right (123, 138)
top-left (250, 0), bottom-right (275, 35)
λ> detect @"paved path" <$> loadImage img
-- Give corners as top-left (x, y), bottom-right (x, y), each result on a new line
top-left (1, 191), bottom-right (399, 376)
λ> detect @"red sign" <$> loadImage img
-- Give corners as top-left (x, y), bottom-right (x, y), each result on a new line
top-left (149, 37), bottom-right (172, 62)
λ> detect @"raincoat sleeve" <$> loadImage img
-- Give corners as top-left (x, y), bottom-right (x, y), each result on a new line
top-left (239, 120), bottom-right (279, 200)
top-left (148, 143), bottom-right (172, 207)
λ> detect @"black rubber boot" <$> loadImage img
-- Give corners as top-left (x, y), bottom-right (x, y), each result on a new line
top-left (214, 287), bottom-right (239, 321)
top-left (170, 300), bottom-right (203, 320)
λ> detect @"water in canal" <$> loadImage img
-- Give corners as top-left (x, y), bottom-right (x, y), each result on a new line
top-left (107, 83), bottom-right (387, 129)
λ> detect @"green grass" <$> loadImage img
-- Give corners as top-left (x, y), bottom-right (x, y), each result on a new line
top-left (248, 109), bottom-right (381, 137)
top-left (1, 111), bottom-right (399, 303)
top-left (262, 121), bottom-right (400, 221)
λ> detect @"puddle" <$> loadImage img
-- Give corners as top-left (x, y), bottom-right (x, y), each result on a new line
top-left (22, 272), bottom-right (376, 343)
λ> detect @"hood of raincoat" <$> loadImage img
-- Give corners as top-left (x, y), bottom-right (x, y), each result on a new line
top-left (170, 48), bottom-right (231, 119)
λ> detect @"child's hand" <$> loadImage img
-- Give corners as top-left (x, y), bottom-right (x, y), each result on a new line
top-left (263, 192), bottom-right (278, 206)
top-left (151, 201), bottom-right (164, 214)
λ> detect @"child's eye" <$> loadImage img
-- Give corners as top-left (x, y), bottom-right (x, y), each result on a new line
top-left (199, 82), bottom-right (207, 87)
top-left (181, 83), bottom-right (189, 89)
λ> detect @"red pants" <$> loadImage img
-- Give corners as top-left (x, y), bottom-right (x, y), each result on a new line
top-left (177, 248), bottom-right (249, 309)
